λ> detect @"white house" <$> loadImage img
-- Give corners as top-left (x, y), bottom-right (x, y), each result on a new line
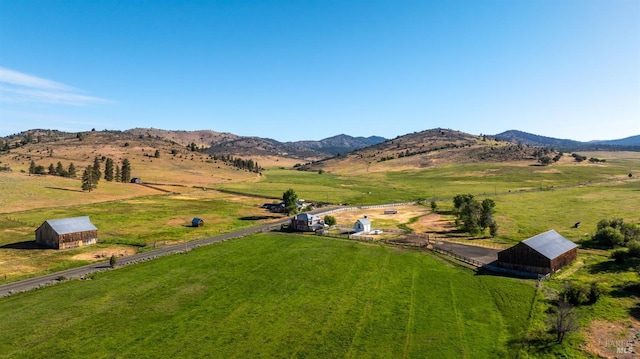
top-left (354, 217), bottom-right (371, 234)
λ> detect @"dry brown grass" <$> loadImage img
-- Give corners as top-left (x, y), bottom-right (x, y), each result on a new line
top-left (584, 319), bottom-right (640, 359)
top-left (0, 131), bottom-right (261, 191)
top-left (0, 172), bottom-right (160, 214)
top-left (71, 246), bottom-right (132, 261)
top-left (329, 204), bottom-right (434, 231)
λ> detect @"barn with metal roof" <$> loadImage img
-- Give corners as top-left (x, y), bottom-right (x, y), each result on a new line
top-left (35, 216), bottom-right (98, 249)
top-left (497, 229), bottom-right (577, 275)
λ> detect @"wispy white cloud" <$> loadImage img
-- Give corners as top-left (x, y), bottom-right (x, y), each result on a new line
top-left (0, 66), bottom-right (112, 106)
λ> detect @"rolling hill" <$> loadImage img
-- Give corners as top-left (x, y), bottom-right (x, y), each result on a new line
top-left (301, 128), bottom-right (547, 174)
top-left (2, 128), bottom-right (637, 180)
top-left (494, 130), bottom-right (640, 151)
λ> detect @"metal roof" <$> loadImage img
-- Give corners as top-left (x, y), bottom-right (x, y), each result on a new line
top-left (356, 218), bottom-right (371, 226)
top-left (522, 229), bottom-right (577, 260)
top-left (295, 213), bottom-right (320, 222)
top-left (44, 216), bottom-right (97, 235)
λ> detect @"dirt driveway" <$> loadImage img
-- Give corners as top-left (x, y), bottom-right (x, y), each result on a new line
top-left (432, 241), bottom-right (500, 265)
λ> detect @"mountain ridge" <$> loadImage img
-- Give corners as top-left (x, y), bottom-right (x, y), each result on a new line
top-left (494, 130), bottom-right (640, 151)
top-left (1, 128), bottom-right (638, 167)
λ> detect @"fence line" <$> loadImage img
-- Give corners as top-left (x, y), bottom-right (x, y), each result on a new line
top-left (430, 246), bottom-right (484, 267)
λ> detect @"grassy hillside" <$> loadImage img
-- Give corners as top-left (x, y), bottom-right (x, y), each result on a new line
top-left (0, 130), bottom-right (262, 187)
top-left (0, 233), bottom-right (536, 358)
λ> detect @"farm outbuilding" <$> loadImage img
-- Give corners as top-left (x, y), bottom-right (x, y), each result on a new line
top-left (497, 230), bottom-right (577, 275)
top-left (35, 216), bottom-right (98, 249)
top-left (354, 217), bottom-right (371, 234)
top-left (192, 218), bottom-right (204, 227)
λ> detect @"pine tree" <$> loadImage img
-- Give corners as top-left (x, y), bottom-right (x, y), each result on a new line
top-left (81, 165), bottom-right (97, 192)
top-left (92, 157), bottom-right (102, 183)
top-left (68, 163), bottom-right (76, 177)
top-left (29, 160), bottom-right (36, 174)
top-left (55, 161), bottom-right (66, 177)
top-left (115, 165), bottom-right (121, 182)
top-left (120, 158), bottom-right (131, 183)
top-left (48, 163), bottom-right (55, 175)
top-left (104, 158), bottom-right (114, 181)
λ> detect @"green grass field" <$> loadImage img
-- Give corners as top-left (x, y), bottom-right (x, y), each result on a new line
top-left (0, 233), bottom-right (536, 358)
top-left (0, 190), bottom-right (282, 283)
top-left (0, 152), bottom-right (638, 357)
top-left (220, 159), bottom-right (638, 207)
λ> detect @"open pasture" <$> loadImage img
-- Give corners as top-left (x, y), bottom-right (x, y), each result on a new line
top-left (0, 189), bottom-right (283, 283)
top-left (0, 233), bottom-right (536, 358)
top-left (0, 173), bottom-right (161, 213)
top-left (220, 156), bottom-right (639, 207)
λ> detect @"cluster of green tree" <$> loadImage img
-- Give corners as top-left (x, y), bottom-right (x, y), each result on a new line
top-left (534, 149), bottom-right (563, 166)
top-left (593, 218), bottom-right (640, 247)
top-left (143, 149), bottom-right (161, 158)
top-left (532, 147), bottom-right (553, 158)
top-left (324, 215), bottom-right (336, 226)
top-left (591, 218), bottom-right (640, 263)
top-left (560, 280), bottom-right (602, 306)
top-left (377, 143), bottom-right (472, 163)
top-left (452, 194), bottom-right (498, 236)
top-left (571, 153), bottom-right (588, 162)
top-left (282, 188), bottom-right (298, 215)
top-left (588, 157), bottom-right (606, 163)
top-left (29, 160), bottom-right (77, 177)
top-left (0, 131), bottom-right (60, 150)
top-left (211, 154), bottom-right (261, 173)
top-left (81, 157), bottom-right (132, 192)
top-left (187, 142), bottom-right (200, 152)
top-left (548, 280), bottom-right (603, 343)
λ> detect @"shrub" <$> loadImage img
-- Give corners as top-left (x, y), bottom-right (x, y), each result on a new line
top-left (324, 215), bottom-right (336, 226)
top-left (611, 249), bottom-right (628, 263)
top-left (627, 240), bottom-right (640, 258)
top-left (588, 282), bottom-right (603, 304)
top-left (593, 226), bottom-right (625, 247)
top-left (109, 255), bottom-right (118, 268)
top-left (561, 281), bottom-right (589, 306)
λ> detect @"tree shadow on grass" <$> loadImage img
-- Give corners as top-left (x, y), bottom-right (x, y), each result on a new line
top-left (630, 303), bottom-right (640, 321)
top-left (609, 281), bottom-right (640, 299)
top-left (588, 257), bottom-right (640, 274)
top-left (45, 186), bottom-right (84, 193)
top-left (0, 241), bottom-right (45, 250)
top-left (579, 238), bottom-right (611, 250)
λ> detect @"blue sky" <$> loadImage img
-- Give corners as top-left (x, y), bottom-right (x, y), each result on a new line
top-left (0, 0), bottom-right (638, 142)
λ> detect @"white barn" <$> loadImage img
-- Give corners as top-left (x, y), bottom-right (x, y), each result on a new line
top-left (354, 217), bottom-right (371, 234)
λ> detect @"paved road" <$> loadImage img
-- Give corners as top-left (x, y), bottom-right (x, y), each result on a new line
top-left (0, 205), bottom-right (354, 298)
top-left (0, 202), bottom-right (511, 297)
top-left (0, 217), bottom-right (293, 297)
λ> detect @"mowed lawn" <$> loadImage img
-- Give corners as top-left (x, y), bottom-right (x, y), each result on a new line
top-left (0, 233), bottom-right (535, 358)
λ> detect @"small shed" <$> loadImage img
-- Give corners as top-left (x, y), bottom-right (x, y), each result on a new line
top-left (354, 217), bottom-right (371, 234)
top-left (35, 216), bottom-right (98, 249)
top-left (192, 218), bottom-right (204, 227)
top-left (497, 229), bottom-right (577, 275)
